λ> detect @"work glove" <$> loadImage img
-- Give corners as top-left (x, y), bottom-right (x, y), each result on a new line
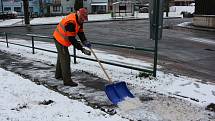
top-left (83, 40), bottom-right (92, 48)
top-left (82, 48), bottom-right (91, 56)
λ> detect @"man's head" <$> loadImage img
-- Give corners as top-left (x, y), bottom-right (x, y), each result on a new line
top-left (77, 8), bottom-right (88, 24)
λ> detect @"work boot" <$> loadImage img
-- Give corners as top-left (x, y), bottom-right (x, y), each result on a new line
top-left (55, 73), bottom-right (71, 80)
top-left (55, 76), bottom-right (63, 80)
top-left (64, 79), bottom-right (78, 87)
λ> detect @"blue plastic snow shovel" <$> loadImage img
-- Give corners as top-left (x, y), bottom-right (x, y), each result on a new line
top-left (89, 48), bottom-right (134, 104)
top-left (105, 81), bottom-right (134, 104)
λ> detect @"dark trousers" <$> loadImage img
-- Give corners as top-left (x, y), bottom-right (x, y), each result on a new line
top-left (54, 39), bottom-right (71, 83)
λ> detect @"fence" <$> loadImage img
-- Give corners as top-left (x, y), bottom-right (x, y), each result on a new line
top-left (112, 1), bottom-right (135, 18)
top-left (0, 32), bottom-right (156, 76)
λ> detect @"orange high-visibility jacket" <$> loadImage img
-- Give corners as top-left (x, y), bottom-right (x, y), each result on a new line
top-left (53, 13), bottom-right (83, 47)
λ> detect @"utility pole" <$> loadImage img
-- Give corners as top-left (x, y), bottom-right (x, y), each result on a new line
top-left (1, 0), bottom-right (4, 20)
top-left (23, 0), bottom-right (30, 25)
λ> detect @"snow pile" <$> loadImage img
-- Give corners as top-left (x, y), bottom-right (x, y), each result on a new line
top-left (117, 97), bottom-right (143, 111)
top-left (177, 22), bottom-right (191, 27)
top-left (169, 6), bottom-right (194, 14)
top-left (0, 68), bottom-right (127, 121)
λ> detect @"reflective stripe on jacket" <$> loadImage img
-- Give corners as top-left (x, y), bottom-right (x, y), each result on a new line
top-left (53, 13), bottom-right (82, 47)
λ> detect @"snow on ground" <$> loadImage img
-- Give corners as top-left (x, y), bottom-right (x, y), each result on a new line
top-left (30, 12), bottom-right (182, 25)
top-left (0, 6), bottom-right (190, 27)
top-left (30, 14), bottom-right (112, 25)
top-left (169, 6), bottom-right (195, 15)
top-left (185, 37), bottom-right (215, 46)
top-left (0, 19), bottom-right (22, 27)
top-left (30, 16), bottom-right (65, 25)
top-left (0, 38), bottom-right (214, 107)
top-left (0, 12), bottom-right (182, 26)
top-left (0, 10), bottom-right (214, 120)
top-left (0, 68), bottom-right (128, 121)
top-left (30, 13), bottom-right (114, 24)
top-left (177, 21), bottom-right (191, 27)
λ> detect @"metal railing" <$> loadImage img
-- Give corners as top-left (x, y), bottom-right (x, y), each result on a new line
top-left (0, 32), bottom-right (155, 75)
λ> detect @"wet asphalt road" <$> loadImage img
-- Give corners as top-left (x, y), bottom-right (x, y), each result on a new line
top-left (0, 18), bottom-right (215, 83)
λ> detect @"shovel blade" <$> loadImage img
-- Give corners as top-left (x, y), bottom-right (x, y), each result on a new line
top-left (105, 82), bottom-right (134, 104)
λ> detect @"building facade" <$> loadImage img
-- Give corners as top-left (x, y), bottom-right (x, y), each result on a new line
top-left (193, 0), bottom-right (215, 28)
top-left (90, 0), bottom-right (108, 14)
top-left (169, 0), bottom-right (194, 6)
top-left (0, 0), bottom-right (41, 16)
top-left (49, 0), bottom-right (82, 16)
top-left (0, 0), bottom-right (110, 17)
top-left (61, 0), bottom-right (75, 14)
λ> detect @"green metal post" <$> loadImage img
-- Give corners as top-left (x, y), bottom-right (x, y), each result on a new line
top-left (5, 33), bottom-right (8, 48)
top-left (153, 0), bottom-right (162, 77)
top-left (32, 36), bottom-right (35, 54)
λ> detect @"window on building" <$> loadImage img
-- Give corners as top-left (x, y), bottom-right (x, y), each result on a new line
top-left (66, 7), bottom-right (73, 12)
top-left (4, 7), bottom-right (11, 11)
top-left (14, 7), bottom-right (21, 12)
top-left (67, 7), bottom-right (70, 11)
top-left (53, 6), bottom-right (61, 12)
top-left (29, 7), bottom-right (33, 13)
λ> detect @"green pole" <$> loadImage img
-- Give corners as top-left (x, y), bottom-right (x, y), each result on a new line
top-left (153, 0), bottom-right (161, 77)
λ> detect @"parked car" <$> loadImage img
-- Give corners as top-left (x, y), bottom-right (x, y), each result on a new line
top-left (0, 11), bottom-right (18, 19)
top-left (139, 7), bottom-right (148, 13)
top-left (181, 11), bottom-right (193, 18)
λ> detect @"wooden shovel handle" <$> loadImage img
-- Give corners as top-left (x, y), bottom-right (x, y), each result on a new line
top-left (89, 48), bottom-right (113, 83)
top-left (79, 40), bottom-right (113, 83)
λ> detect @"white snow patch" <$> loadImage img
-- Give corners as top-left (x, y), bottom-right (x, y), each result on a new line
top-left (177, 22), bottom-right (191, 27)
top-left (169, 6), bottom-right (194, 14)
top-left (185, 37), bottom-right (215, 45)
top-left (0, 68), bottom-right (128, 121)
top-left (0, 13), bottom-right (183, 27)
top-left (0, 19), bottom-right (22, 26)
top-left (118, 97), bottom-right (143, 111)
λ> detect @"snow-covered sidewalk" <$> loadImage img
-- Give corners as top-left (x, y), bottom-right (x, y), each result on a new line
top-left (0, 19), bottom-right (23, 27)
top-left (0, 12), bottom-right (182, 27)
top-left (0, 68), bottom-right (127, 121)
top-left (0, 37), bottom-right (214, 121)
top-left (0, 38), bottom-right (214, 106)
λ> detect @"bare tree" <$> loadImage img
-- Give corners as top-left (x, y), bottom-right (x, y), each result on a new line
top-left (1, 0), bottom-right (4, 20)
top-left (23, 0), bottom-right (30, 24)
top-left (74, 0), bottom-right (83, 11)
top-left (163, 0), bottom-right (170, 17)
